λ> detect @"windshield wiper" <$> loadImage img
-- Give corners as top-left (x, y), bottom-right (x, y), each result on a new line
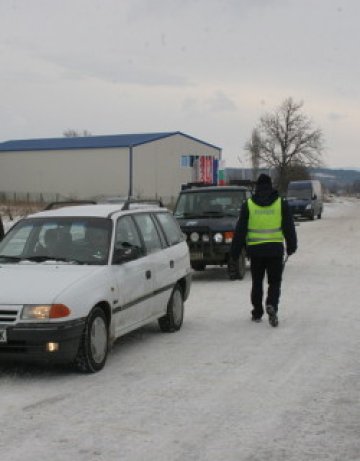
top-left (23, 256), bottom-right (84, 264)
top-left (0, 255), bottom-right (22, 262)
top-left (222, 212), bottom-right (239, 217)
top-left (200, 211), bottom-right (225, 216)
top-left (174, 212), bottom-right (201, 218)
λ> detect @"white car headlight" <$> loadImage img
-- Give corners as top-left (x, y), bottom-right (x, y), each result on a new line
top-left (21, 304), bottom-right (71, 320)
top-left (305, 204), bottom-right (311, 210)
top-left (213, 233), bottom-right (223, 243)
top-left (190, 232), bottom-right (200, 242)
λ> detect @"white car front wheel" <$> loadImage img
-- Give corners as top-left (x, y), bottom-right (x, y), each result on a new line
top-left (75, 306), bottom-right (109, 373)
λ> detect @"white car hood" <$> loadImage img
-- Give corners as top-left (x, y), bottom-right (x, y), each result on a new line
top-left (0, 263), bottom-right (103, 304)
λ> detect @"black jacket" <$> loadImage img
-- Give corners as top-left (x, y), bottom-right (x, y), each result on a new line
top-left (230, 184), bottom-right (297, 259)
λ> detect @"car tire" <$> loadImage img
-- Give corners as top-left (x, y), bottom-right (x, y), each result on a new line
top-left (158, 284), bottom-right (184, 333)
top-left (74, 306), bottom-right (109, 373)
top-left (317, 211), bottom-right (322, 219)
top-left (310, 211), bottom-right (315, 220)
top-left (191, 261), bottom-right (206, 271)
top-left (228, 249), bottom-right (246, 280)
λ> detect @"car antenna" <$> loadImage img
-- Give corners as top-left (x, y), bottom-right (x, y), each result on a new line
top-left (121, 196), bottom-right (131, 211)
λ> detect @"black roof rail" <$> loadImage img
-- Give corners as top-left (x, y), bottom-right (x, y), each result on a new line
top-left (228, 179), bottom-right (255, 188)
top-left (44, 200), bottom-right (97, 210)
top-left (181, 182), bottom-right (217, 190)
top-left (121, 199), bottom-right (164, 211)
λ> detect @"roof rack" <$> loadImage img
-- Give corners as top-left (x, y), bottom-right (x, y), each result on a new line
top-left (228, 179), bottom-right (255, 189)
top-left (44, 200), bottom-right (97, 210)
top-left (121, 199), bottom-right (164, 211)
top-left (181, 182), bottom-right (217, 190)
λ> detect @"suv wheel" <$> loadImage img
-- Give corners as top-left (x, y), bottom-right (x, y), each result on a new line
top-left (74, 306), bottom-right (109, 373)
top-left (191, 261), bottom-right (206, 271)
top-left (228, 249), bottom-right (246, 280)
top-left (158, 284), bottom-right (184, 332)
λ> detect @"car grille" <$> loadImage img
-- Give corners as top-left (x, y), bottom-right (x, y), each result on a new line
top-left (0, 307), bottom-right (20, 323)
top-left (291, 206), bottom-right (305, 213)
top-left (0, 341), bottom-right (27, 353)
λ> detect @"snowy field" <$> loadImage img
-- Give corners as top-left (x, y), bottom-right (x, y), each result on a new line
top-left (1, 198), bottom-right (360, 461)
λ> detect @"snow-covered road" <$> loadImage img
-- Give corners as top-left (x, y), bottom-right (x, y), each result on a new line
top-left (1, 198), bottom-right (360, 461)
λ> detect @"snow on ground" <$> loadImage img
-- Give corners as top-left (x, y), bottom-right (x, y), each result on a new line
top-left (1, 198), bottom-right (360, 461)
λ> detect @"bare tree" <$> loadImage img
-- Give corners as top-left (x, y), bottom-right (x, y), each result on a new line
top-left (246, 98), bottom-right (324, 191)
top-left (63, 129), bottom-right (92, 137)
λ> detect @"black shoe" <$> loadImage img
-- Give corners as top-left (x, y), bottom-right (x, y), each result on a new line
top-left (266, 305), bottom-right (279, 327)
top-left (251, 314), bottom-right (262, 323)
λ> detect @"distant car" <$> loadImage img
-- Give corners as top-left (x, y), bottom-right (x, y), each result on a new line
top-left (287, 180), bottom-right (323, 220)
top-left (174, 185), bottom-right (251, 279)
top-left (0, 202), bottom-right (191, 372)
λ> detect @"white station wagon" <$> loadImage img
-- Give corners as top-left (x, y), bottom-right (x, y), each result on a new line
top-left (0, 202), bottom-right (191, 372)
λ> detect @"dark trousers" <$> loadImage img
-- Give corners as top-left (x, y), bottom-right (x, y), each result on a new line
top-left (250, 256), bottom-right (283, 317)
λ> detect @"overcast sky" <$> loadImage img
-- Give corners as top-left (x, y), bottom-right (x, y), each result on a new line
top-left (0, 0), bottom-right (359, 168)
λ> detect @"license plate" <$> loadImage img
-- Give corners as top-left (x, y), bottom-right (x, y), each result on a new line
top-left (0, 328), bottom-right (7, 343)
top-left (190, 252), bottom-right (203, 261)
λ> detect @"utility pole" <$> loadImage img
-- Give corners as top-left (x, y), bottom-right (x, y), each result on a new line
top-left (128, 145), bottom-right (133, 198)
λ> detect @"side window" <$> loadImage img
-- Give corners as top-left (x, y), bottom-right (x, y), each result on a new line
top-left (156, 212), bottom-right (183, 246)
top-left (133, 213), bottom-right (162, 254)
top-left (0, 224), bottom-right (33, 256)
top-left (114, 216), bottom-right (143, 254)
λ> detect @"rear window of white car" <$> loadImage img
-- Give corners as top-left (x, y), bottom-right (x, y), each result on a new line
top-left (156, 212), bottom-right (183, 246)
top-left (133, 213), bottom-right (163, 254)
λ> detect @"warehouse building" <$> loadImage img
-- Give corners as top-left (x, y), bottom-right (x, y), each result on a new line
top-left (0, 131), bottom-right (221, 206)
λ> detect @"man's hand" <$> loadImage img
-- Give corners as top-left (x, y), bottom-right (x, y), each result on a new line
top-left (287, 247), bottom-right (296, 256)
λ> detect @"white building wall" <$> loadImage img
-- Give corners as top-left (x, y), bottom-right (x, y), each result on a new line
top-left (133, 133), bottom-right (221, 204)
top-left (0, 147), bottom-right (129, 200)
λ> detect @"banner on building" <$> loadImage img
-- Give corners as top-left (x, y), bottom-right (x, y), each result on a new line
top-left (181, 154), bottom-right (220, 185)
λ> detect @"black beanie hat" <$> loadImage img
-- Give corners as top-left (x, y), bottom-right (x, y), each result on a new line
top-left (256, 173), bottom-right (272, 187)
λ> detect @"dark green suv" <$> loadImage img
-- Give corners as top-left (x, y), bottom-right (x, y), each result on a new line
top-left (174, 186), bottom-right (251, 279)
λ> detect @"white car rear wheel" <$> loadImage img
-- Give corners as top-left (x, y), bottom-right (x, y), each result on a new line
top-left (158, 285), bottom-right (184, 332)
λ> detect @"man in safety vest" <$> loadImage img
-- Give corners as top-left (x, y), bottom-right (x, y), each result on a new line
top-left (230, 174), bottom-right (297, 327)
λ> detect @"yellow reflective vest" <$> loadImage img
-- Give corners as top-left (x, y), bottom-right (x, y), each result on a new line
top-left (247, 197), bottom-right (284, 245)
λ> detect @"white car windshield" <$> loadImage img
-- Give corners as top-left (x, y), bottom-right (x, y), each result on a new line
top-left (0, 217), bottom-right (112, 265)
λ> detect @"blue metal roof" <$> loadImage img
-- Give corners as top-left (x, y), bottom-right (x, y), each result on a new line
top-left (0, 131), bottom-right (221, 152)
